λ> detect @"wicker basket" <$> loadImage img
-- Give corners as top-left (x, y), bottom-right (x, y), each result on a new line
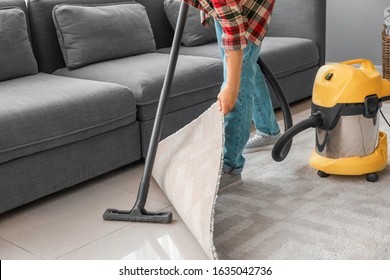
top-left (383, 27), bottom-right (390, 80)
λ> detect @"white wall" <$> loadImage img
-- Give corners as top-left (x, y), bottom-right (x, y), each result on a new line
top-left (326, 0), bottom-right (389, 66)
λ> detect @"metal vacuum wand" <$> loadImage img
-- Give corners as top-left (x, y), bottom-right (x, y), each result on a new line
top-left (103, 2), bottom-right (190, 224)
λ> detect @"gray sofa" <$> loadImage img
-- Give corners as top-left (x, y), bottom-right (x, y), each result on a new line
top-left (0, 0), bottom-right (326, 214)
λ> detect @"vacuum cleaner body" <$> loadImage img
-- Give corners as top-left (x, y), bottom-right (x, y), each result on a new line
top-left (273, 59), bottom-right (390, 181)
top-left (311, 59), bottom-right (390, 179)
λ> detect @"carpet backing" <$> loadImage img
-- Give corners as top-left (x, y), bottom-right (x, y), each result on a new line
top-left (153, 102), bottom-right (223, 259)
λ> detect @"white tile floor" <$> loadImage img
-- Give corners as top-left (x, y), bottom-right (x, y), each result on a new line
top-left (0, 99), bottom-right (311, 260)
top-left (0, 162), bottom-right (209, 260)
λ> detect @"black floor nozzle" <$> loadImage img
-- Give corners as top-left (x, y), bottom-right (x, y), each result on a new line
top-left (103, 208), bottom-right (172, 224)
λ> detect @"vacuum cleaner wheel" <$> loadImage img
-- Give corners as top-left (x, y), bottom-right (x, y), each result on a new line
top-left (317, 170), bottom-right (329, 178)
top-left (366, 173), bottom-right (379, 182)
top-left (317, 170), bottom-right (379, 182)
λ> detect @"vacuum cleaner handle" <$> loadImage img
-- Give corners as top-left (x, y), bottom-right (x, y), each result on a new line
top-left (132, 2), bottom-right (190, 220)
top-left (341, 59), bottom-right (376, 71)
top-left (103, 2), bottom-right (190, 224)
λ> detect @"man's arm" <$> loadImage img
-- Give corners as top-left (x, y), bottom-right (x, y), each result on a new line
top-left (210, 0), bottom-right (245, 114)
top-left (217, 49), bottom-right (244, 115)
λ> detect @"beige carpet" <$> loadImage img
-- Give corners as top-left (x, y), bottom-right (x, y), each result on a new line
top-left (153, 102), bottom-right (390, 260)
top-left (214, 104), bottom-right (390, 260)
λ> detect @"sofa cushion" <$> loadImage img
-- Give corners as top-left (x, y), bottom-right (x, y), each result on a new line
top-left (157, 37), bottom-right (319, 78)
top-left (29, 0), bottom-right (139, 73)
top-left (0, 0), bottom-right (31, 39)
top-left (0, 73), bottom-right (137, 164)
top-left (163, 0), bottom-right (216, 47)
top-left (0, 7), bottom-right (38, 82)
top-left (52, 2), bottom-right (156, 69)
top-left (53, 53), bottom-right (223, 120)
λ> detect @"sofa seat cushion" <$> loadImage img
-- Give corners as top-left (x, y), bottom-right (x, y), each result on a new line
top-left (54, 53), bottom-right (223, 121)
top-left (157, 37), bottom-right (319, 78)
top-left (0, 73), bottom-right (137, 164)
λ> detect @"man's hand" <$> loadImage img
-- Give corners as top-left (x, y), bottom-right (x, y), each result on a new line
top-left (217, 85), bottom-right (239, 115)
top-left (217, 48), bottom-right (244, 115)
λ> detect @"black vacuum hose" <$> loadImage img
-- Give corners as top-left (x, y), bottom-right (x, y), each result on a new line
top-left (258, 58), bottom-right (293, 156)
top-left (272, 112), bottom-right (323, 162)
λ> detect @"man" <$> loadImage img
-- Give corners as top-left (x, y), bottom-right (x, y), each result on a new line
top-left (184, 0), bottom-right (280, 188)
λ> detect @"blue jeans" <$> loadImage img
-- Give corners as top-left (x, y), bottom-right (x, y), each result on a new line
top-left (215, 20), bottom-right (280, 174)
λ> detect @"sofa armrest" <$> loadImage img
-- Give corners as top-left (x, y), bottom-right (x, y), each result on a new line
top-left (267, 0), bottom-right (326, 66)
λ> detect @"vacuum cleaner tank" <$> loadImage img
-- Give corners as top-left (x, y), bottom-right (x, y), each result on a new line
top-left (315, 114), bottom-right (379, 159)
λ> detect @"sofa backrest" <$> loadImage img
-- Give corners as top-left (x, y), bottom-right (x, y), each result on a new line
top-left (27, 0), bottom-right (326, 73)
top-left (268, 0), bottom-right (326, 66)
top-left (137, 0), bottom-right (174, 49)
top-left (28, 0), bottom-right (174, 73)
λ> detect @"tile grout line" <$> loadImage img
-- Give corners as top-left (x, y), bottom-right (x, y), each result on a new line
top-left (0, 236), bottom-right (43, 260)
top-left (56, 222), bottom-right (137, 260)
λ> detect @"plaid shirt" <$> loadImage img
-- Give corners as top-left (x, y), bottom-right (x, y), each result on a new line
top-left (183, 0), bottom-right (275, 51)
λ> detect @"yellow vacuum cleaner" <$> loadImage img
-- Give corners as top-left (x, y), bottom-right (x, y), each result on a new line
top-left (272, 59), bottom-right (390, 182)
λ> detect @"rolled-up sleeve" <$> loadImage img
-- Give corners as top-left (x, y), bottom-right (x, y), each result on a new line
top-left (211, 0), bottom-right (248, 50)
top-left (183, 0), bottom-right (202, 10)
